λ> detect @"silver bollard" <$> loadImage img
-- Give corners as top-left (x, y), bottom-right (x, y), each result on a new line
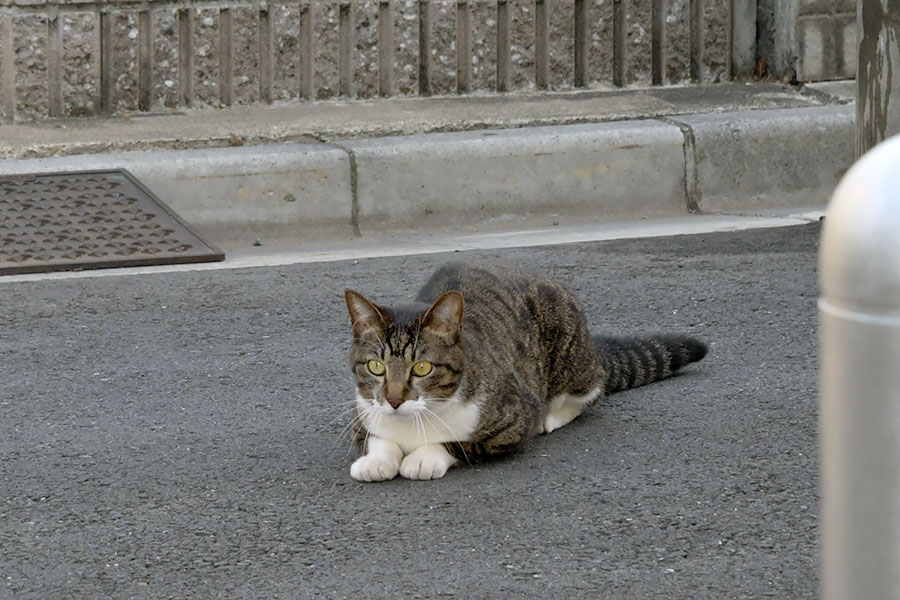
top-left (820, 133), bottom-right (900, 600)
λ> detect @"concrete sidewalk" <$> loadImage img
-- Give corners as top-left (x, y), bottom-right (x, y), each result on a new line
top-left (0, 81), bottom-right (854, 247)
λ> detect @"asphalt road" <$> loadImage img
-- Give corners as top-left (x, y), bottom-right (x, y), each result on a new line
top-left (1, 223), bottom-right (820, 599)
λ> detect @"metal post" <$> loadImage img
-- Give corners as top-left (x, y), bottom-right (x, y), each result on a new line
top-left (457, 0), bottom-right (472, 93)
top-left (534, 0), bottom-right (549, 89)
top-left (417, 0), bottom-right (432, 96)
top-left (339, 2), bottom-right (354, 97)
top-left (1, 13), bottom-right (16, 122)
top-left (819, 133), bottom-right (900, 600)
top-left (47, 6), bottom-right (64, 117)
top-left (856, 0), bottom-right (900, 158)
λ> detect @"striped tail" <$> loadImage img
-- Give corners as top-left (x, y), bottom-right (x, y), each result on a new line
top-left (593, 334), bottom-right (708, 394)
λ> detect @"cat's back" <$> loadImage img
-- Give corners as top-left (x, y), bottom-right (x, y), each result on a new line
top-left (416, 262), bottom-right (596, 400)
top-left (415, 262), bottom-right (538, 309)
top-left (415, 262), bottom-right (585, 338)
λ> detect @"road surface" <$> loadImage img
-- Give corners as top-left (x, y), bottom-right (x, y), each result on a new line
top-left (1, 223), bottom-right (819, 599)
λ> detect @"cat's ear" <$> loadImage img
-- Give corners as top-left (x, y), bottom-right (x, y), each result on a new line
top-left (422, 291), bottom-right (464, 343)
top-left (345, 289), bottom-right (390, 337)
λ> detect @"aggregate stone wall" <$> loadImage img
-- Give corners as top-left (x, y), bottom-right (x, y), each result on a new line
top-left (0, 0), bottom-right (731, 123)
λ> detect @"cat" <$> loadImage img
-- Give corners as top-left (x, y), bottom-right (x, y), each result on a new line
top-left (344, 262), bottom-right (707, 482)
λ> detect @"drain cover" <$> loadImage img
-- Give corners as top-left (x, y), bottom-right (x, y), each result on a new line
top-left (0, 169), bottom-right (224, 275)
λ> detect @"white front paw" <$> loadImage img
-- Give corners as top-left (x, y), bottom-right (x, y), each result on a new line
top-left (543, 413), bottom-right (567, 434)
top-left (350, 455), bottom-right (400, 482)
top-left (399, 444), bottom-right (456, 480)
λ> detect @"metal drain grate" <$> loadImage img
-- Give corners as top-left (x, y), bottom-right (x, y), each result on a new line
top-left (0, 169), bottom-right (224, 275)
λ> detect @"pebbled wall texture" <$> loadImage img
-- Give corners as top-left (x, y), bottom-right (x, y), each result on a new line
top-left (0, 0), bottom-right (858, 124)
top-left (2, 0), bottom-right (732, 122)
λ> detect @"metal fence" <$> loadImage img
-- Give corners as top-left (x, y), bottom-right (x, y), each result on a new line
top-left (0, 0), bottom-right (752, 123)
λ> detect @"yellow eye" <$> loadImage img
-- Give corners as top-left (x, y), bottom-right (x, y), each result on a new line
top-left (412, 361), bottom-right (433, 377)
top-left (367, 360), bottom-right (386, 376)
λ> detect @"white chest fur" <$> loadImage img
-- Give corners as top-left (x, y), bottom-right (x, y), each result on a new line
top-left (356, 390), bottom-right (481, 455)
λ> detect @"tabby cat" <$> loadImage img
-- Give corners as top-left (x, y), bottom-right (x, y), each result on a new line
top-left (344, 262), bottom-right (707, 482)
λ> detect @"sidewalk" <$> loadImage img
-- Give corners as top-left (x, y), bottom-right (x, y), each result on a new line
top-left (0, 81), bottom-right (854, 247)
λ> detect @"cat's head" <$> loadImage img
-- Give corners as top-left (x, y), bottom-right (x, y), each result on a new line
top-left (344, 289), bottom-right (465, 415)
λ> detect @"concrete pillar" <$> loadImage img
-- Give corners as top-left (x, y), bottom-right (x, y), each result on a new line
top-left (730, 0), bottom-right (757, 78)
top-left (820, 134), bottom-right (900, 600)
top-left (772, 0), bottom-right (798, 80)
top-left (857, 0), bottom-right (900, 157)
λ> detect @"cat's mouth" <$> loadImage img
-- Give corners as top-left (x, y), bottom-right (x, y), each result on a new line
top-left (384, 398), bottom-right (428, 416)
top-left (358, 394), bottom-right (431, 417)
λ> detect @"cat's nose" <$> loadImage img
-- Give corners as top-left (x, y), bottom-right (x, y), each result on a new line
top-left (385, 382), bottom-right (407, 409)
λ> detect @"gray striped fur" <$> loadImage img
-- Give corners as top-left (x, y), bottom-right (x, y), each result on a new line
top-left (346, 262), bottom-right (707, 463)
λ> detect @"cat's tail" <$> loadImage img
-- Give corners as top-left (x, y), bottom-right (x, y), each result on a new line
top-left (592, 334), bottom-right (707, 394)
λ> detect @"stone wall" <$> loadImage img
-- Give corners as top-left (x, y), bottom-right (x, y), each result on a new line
top-left (1, 0), bottom-right (732, 123)
top-left (0, 0), bottom-right (859, 124)
top-left (797, 0), bottom-right (857, 81)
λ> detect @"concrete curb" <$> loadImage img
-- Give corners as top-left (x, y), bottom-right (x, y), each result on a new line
top-left (0, 103), bottom-right (855, 245)
top-left (345, 120), bottom-right (687, 231)
top-left (668, 104), bottom-right (855, 212)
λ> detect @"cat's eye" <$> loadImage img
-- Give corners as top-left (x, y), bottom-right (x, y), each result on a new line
top-left (412, 361), bottom-right (433, 377)
top-left (367, 360), bottom-right (386, 376)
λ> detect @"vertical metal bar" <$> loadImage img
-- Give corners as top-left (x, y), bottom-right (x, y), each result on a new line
top-left (339, 2), bottom-right (353, 97)
top-left (378, 0), bottom-right (393, 96)
top-left (138, 9), bottom-right (152, 111)
top-left (651, 0), bottom-right (665, 85)
top-left (178, 8), bottom-right (193, 106)
top-left (573, 0), bottom-right (587, 87)
top-left (0, 13), bottom-right (15, 122)
top-left (418, 0), bottom-right (432, 96)
top-left (218, 7), bottom-right (233, 106)
top-left (99, 12), bottom-right (113, 115)
top-left (534, 0), bottom-right (549, 89)
top-left (723, 0), bottom-right (732, 81)
top-left (259, 6), bottom-right (274, 103)
top-left (456, 0), bottom-right (471, 93)
top-left (47, 6), bottom-right (64, 117)
top-left (91, 12), bottom-right (100, 115)
top-left (689, 0), bottom-right (703, 82)
top-left (612, 0), bottom-right (626, 87)
top-left (496, 0), bottom-right (510, 92)
top-left (298, 4), bottom-right (314, 99)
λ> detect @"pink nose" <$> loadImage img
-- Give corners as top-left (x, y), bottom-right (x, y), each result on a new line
top-left (385, 382), bottom-right (408, 409)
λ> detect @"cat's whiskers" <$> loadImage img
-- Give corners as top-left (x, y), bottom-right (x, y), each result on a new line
top-left (305, 397), bottom-right (357, 419)
top-left (361, 409), bottom-right (382, 455)
top-left (414, 412), bottom-right (427, 446)
top-left (420, 403), bottom-right (471, 466)
top-left (334, 403), bottom-right (373, 456)
top-left (335, 408), bottom-right (362, 443)
top-left (323, 397), bottom-right (367, 437)
top-left (322, 401), bottom-right (362, 429)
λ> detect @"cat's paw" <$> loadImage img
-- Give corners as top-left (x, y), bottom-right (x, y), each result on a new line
top-left (543, 413), bottom-right (569, 434)
top-left (350, 455), bottom-right (401, 482)
top-left (400, 444), bottom-right (456, 480)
